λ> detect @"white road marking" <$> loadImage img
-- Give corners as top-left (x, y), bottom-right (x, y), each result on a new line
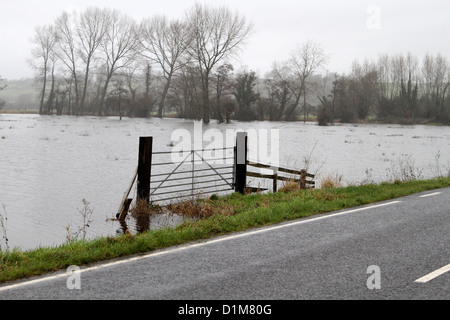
top-left (415, 263), bottom-right (450, 283)
top-left (419, 192), bottom-right (441, 198)
top-left (0, 200), bottom-right (402, 292)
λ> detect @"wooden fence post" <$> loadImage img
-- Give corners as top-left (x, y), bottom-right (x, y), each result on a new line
top-left (235, 132), bottom-right (248, 194)
top-left (300, 169), bottom-right (307, 189)
top-left (137, 136), bottom-right (153, 203)
top-left (273, 169), bottom-right (278, 192)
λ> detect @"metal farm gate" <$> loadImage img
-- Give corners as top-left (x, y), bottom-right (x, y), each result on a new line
top-left (116, 133), bottom-right (314, 221)
top-left (150, 146), bottom-right (235, 204)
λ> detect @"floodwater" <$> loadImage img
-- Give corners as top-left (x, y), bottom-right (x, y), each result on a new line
top-left (1, 114), bottom-right (449, 251)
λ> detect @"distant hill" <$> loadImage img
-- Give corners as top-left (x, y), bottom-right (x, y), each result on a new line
top-left (0, 78), bottom-right (39, 111)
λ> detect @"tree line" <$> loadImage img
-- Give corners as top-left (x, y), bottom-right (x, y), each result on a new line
top-left (318, 53), bottom-right (450, 125)
top-left (29, 4), bottom-right (450, 125)
top-left (29, 4), bottom-right (253, 123)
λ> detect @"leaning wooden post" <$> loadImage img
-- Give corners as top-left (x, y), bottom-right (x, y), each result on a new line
top-left (234, 132), bottom-right (248, 194)
top-left (137, 136), bottom-right (153, 203)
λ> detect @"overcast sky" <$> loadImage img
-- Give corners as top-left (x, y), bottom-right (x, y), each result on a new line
top-left (1, 0), bottom-right (449, 80)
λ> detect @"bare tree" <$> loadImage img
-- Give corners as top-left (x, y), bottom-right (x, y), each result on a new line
top-left (233, 68), bottom-right (260, 121)
top-left (30, 24), bottom-right (58, 114)
top-left (400, 53), bottom-right (419, 119)
top-left (186, 3), bottom-right (253, 123)
top-left (290, 40), bottom-right (328, 122)
top-left (271, 61), bottom-right (302, 120)
top-left (107, 74), bottom-right (129, 119)
top-left (121, 62), bottom-right (142, 117)
top-left (212, 63), bottom-right (234, 122)
top-left (54, 12), bottom-right (82, 114)
top-left (421, 53), bottom-right (435, 118)
top-left (139, 15), bottom-right (191, 118)
top-left (97, 9), bottom-right (140, 116)
top-left (172, 62), bottom-right (204, 119)
top-left (377, 54), bottom-right (391, 101)
top-left (434, 54), bottom-right (449, 118)
top-left (351, 59), bottom-right (380, 119)
top-left (44, 54), bottom-right (58, 114)
top-left (77, 7), bottom-right (108, 115)
top-left (391, 54), bottom-right (406, 99)
top-left (136, 63), bottom-right (156, 117)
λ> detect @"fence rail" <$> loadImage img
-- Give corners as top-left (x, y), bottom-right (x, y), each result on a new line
top-left (246, 160), bottom-right (315, 192)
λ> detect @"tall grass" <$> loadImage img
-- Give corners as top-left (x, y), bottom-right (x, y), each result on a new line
top-left (320, 172), bottom-right (344, 189)
top-left (386, 154), bottom-right (423, 182)
top-left (65, 199), bottom-right (94, 242)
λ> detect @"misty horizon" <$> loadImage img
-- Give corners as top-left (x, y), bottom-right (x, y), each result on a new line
top-left (1, 0), bottom-right (450, 80)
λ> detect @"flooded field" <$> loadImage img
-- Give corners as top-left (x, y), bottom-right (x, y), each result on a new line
top-left (1, 114), bottom-right (450, 250)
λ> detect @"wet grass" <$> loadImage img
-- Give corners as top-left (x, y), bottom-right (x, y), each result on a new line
top-left (1, 177), bottom-right (450, 284)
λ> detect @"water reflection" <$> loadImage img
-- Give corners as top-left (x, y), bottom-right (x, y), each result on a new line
top-left (116, 211), bottom-right (188, 235)
top-left (134, 213), bottom-right (150, 233)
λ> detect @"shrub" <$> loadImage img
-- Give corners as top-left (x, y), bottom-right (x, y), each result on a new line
top-left (130, 200), bottom-right (161, 219)
top-left (278, 181), bottom-right (301, 193)
top-left (320, 173), bottom-right (343, 189)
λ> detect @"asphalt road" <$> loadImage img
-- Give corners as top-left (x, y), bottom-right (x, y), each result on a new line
top-left (1, 187), bottom-right (449, 300)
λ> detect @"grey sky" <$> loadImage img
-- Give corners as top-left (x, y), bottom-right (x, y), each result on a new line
top-left (0, 0), bottom-right (449, 80)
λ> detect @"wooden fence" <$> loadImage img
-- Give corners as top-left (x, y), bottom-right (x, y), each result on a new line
top-left (246, 161), bottom-right (315, 192)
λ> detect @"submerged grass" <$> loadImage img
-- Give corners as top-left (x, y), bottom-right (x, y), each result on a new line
top-left (1, 177), bottom-right (450, 284)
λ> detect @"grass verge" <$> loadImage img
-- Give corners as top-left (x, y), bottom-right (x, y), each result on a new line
top-left (1, 177), bottom-right (450, 284)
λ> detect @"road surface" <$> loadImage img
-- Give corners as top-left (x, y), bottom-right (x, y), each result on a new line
top-left (0, 188), bottom-right (449, 300)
